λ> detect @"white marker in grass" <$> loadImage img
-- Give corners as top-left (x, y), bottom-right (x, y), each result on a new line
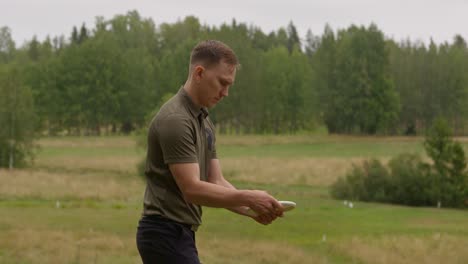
top-left (245, 201), bottom-right (296, 217)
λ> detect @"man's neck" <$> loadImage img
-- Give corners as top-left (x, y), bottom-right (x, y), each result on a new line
top-left (183, 81), bottom-right (203, 108)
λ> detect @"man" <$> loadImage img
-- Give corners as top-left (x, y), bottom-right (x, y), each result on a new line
top-left (136, 40), bottom-right (283, 264)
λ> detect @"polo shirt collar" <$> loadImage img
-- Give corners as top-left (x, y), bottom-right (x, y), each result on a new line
top-left (178, 86), bottom-right (209, 119)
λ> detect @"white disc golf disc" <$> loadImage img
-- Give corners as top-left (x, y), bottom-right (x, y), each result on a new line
top-left (245, 200), bottom-right (296, 217)
top-left (279, 201), bottom-right (296, 211)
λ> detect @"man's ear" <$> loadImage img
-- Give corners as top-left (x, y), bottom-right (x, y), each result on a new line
top-left (193, 65), bottom-right (205, 82)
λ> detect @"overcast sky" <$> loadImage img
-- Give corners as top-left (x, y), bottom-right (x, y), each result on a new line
top-left (1, 0), bottom-right (467, 46)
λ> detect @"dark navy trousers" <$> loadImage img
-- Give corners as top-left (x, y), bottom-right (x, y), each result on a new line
top-left (136, 215), bottom-right (200, 264)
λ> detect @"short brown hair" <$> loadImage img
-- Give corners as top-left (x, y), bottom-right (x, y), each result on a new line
top-left (190, 40), bottom-right (239, 68)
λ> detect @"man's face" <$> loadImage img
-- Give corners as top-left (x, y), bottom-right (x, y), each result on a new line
top-left (195, 61), bottom-right (236, 108)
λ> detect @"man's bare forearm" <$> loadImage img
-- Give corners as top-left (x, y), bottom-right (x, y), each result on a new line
top-left (183, 180), bottom-right (252, 208)
top-left (215, 177), bottom-right (251, 216)
top-left (171, 162), bottom-right (256, 208)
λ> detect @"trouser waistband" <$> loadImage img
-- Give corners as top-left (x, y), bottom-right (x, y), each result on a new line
top-left (142, 214), bottom-right (198, 232)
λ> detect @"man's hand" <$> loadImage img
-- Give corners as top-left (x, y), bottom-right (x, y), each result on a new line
top-left (207, 159), bottom-right (283, 224)
top-left (245, 190), bottom-right (283, 223)
top-left (251, 212), bottom-right (284, 225)
top-left (250, 206), bottom-right (284, 225)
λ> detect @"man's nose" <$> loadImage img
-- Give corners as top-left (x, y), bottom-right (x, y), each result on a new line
top-left (221, 87), bottom-right (229, 97)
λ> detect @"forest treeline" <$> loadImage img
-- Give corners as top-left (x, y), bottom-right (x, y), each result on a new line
top-left (1, 11), bottom-right (468, 136)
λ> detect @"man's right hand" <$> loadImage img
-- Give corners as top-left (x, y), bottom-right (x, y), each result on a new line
top-left (245, 190), bottom-right (283, 224)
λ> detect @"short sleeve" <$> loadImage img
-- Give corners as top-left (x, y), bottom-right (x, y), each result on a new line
top-left (206, 118), bottom-right (217, 159)
top-left (157, 117), bottom-right (198, 164)
top-left (211, 137), bottom-right (217, 159)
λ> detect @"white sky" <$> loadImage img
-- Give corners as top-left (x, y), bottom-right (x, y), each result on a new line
top-left (1, 0), bottom-right (467, 46)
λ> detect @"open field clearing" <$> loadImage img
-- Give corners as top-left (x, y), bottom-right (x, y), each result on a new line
top-left (1, 135), bottom-right (467, 263)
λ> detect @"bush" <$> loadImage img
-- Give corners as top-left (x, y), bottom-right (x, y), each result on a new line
top-left (331, 118), bottom-right (468, 208)
top-left (330, 159), bottom-right (391, 202)
top-left (387, 153), bottom-right (432, 206)
top-left (331, 154), bottom-right (437, 206)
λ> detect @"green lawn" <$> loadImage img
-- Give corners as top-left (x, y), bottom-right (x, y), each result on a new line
top-left (1, 135), bottom-right (467, 263)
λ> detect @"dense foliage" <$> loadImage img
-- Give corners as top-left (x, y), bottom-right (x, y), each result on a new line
top-left (2, 11), bottom-right (468, 136)
top-left (331, 119), bottom-right (468, 208)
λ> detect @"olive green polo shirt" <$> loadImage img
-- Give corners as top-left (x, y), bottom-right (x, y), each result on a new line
top-left (142, 87), bottom-right (217, 229)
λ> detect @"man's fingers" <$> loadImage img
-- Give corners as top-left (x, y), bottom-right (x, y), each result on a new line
top-left (271, 200), bottom-right (282, 211)
top-left (257, 215), bottom-right (270, 225)
top-left (249, 191), bottom-right (284, 222)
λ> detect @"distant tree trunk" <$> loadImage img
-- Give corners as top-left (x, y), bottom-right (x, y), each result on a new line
top-left (9, 81), bottom-right (17, 169)
top-left (95, 124), bottom-right (101, 136)
top-left (454, 115), bottom-right (461, 136)
top-left (274, 118), bottom-right (279, 134)
top-left (245, 121), bottom-right (251, 134)
top-left (9, 140), bottom-right (14, 170)
top-left (9, 120), bottom-right (14, 170)
top-left (234, 117), bottom-right (241, 135)
top-left (291, 110), bottom-right (297, 133)
top-left (219, 122), bottom-right (226, 134)
top-left (121, 121), bottom-right (133, 134)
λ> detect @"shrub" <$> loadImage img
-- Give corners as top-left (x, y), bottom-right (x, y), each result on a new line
top-left (331, 117), bottom-right (468, 208)
top-left (330, 159), bottom-right (391, 202)
top-left (387, 153), bottom-right (432, 206)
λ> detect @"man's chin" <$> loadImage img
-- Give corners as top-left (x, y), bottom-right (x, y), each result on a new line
top-left (206, 101), bottom-right (219, 108)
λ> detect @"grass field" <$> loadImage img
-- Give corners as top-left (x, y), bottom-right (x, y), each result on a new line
top-left (1, 135), bottom-right (468, 263)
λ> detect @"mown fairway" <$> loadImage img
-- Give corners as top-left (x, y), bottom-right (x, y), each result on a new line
top-left (1, 136), bottom-right (468, 263)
